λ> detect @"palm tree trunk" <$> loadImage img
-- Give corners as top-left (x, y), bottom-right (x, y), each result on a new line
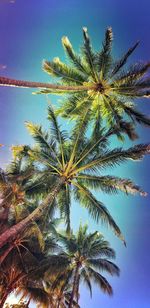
top-left (68, 263), bottom-right (80, 308)
top-left (76, 274), bottom-right (80, 304)
top-left (0, 177), bottom-right (65, 249)
top-left (0, 76), bottom-right (91, 92)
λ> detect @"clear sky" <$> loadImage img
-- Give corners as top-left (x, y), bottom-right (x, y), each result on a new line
top-left (0, 1), bottom-right (150, 307)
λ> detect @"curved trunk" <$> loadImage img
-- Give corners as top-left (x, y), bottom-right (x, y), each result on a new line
top-left (0, 177), bottom-right (65, 249)
top-left (68, 263), bottom-right (80, 308)
top-left (0, 76), bottom-right (91, 92)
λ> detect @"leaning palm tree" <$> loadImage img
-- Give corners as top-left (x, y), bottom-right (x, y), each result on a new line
top-left (51, 224), bottom-right (120, 308)
top-left (0, 27), bottom-right (150, 138)
top-left (0, 106), bottom-right (149, 249)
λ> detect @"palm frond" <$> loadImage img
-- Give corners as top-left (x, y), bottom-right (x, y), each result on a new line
top-left (20, 286), bottom-right (49, 306)
top-left (24, 222), bottom-right (45, 252)
top-left (77, 174), bottom-right (147, 196)
top-left (73, 127), bottom-right (111, 169)
top-left (87, 267), bottom-right (113, 295)
top-left (97, 27), bottom-right (113, 79)
top-left (86, 241), bottom-right (116, 259)
top-left (87, 258), bottom-right (120, 276)
top-left (82, 27), bottom-right (98, 81)
top-left (25, 122), bottom-right (54, 152)
top-left (56, 92), bottom-right (91, 119)
top-left (48, 105), bottom-right (67, 142)
top-left (81, 268), bottom-right (92, 297)
top-left (25, 122), bottom-right (62, 168)
top-left (47, 104), bottom-right (67, 167)
top-left (73, 144), bottom-right (150, 174)
top-left (58, 184), bottom-right (71, 234)
top-left (72, 181), bottom-right (125, 244)
top-left (125, 105), bottom-right (150, 127)
top-left (58, 234), bottom-right (77, 255)
top-left (113, 62), bottom-right (150, 89)
top-left (62, 36), bottom-right (88, 75)
top-left (111, 41), bottom-right (139, 76)
top-left (43, 58), bottom-right (85, 85)
top-left (66, 109), bottom-right (90, 172)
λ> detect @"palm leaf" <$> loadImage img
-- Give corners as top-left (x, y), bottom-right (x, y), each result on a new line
top-left (113, 63), bottom-right (150, 96)
top-left (58, 184), bottom-right (71, 234)
top-left (97, 27), bottom-right (113, 79)
top-left (77, 174), bottom-right (147, 196)
top-left (82, 27), bottom-right (98, 81)
top-left (111, 41), bottom-right (139, 76)
top-left (66, 108), bottom-right (90, 173)
top-left (62, 36), bottom-right (88, 75)
top-left (43, 58), bottom-right (85, 85)
top-left (72, 181), bottom-right (126, 244)
top-left (47, 104), bottom-right (66, 167)
top-left (125, 105), bottom-right (150, 127)
top-left (86, 240), bottom-right (116, 259)
top-left (87, 258), bottom-right (120, 276)
top-left (73, 144), bottom-right (150, 174)
top-left (80, 268), bottom-right (92, 297)
top-left (88, 267), bottom-right (113, 295)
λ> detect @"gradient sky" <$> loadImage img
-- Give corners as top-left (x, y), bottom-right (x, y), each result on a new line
top-left (0, 1), bottom-right (150, 307)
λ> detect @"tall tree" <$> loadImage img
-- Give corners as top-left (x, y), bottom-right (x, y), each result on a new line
top-left (52, 225), bottom-right (120, 307)
top-left (0, 28), bottom-right (150, 138)
top-left (0, 106), bottom-right (149, 248)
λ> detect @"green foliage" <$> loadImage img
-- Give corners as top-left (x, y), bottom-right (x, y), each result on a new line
top-left (1, 26), bottom-right (150, 308)
top-left (55, 224), bottom-right (120, 302)
top-left (20, 107), bottom-right (150, 244)
top-left (37, 27), bottom-right (150, 140)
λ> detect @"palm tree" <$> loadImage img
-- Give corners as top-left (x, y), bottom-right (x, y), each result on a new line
top-left (51, 224), bottom-right (120, 308)
top-left (5, 233), bottom-right (70, 308)
top-left (0, 27), bottom-right (150, 138)
top-left (0, 215), bottom-right (45, 306)
top-left (46, 27), bottom-right (150, 139)
top-left (0, 211), bottom-right (67, 307)
top-left (0, 106), bottom-right (149, 249)
top-left (0, 157), bottom-right (34, 234)
top-left (0, 149), bottom-right (60, 249)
